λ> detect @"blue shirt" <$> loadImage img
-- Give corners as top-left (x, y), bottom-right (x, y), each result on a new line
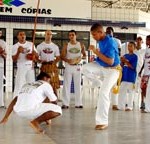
top-left (95, 35), bottom-right (120, 67)
top-left (121, 53), bottom-right (138, 83)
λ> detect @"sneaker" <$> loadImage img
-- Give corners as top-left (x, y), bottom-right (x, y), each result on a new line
top-left (61, 105), bottom-right (69, 109)
top-left (75, 106), bottom-right (83, 108)
top-left (140, 102), bottom-right (145, 110)
top-left (95, 125), bottom-right (108, 130)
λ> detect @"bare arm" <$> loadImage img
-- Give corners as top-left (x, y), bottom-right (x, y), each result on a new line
top-left (0, 48), bottom-right (7, 59)
top-left (139, 63), bottom-right (144, 77)
top-left (54, 56), bottom-right (60, 64)
top-left (0, 97), bottom-right (18, 124)
top-left (12, 46), bottom-right (24, 62)
top-left (89, 45), bottom-right (114, 66)
top-left (81, 43), bottom-right (86, 59)
top-left (61, 44), bottom-right (69, 63)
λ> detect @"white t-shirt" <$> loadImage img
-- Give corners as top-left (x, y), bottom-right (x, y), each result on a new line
top-left (143, 48), bottom-right (150, 76)
top-left (12, 41), bottom-right (36, 67)
top-left (0, 39), bottom-right (6, 67)
top-left (14, 80), bottom-right (57, 112)
top-left (134, 49), bottom-right (145, 74)
top-left (114, 38), bottom-right (122, 49)
top-left (37, 41), bottom-right (60, 62)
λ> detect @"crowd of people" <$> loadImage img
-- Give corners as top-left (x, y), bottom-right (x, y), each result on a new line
top-left (0, 23), bottom-right (150, 133)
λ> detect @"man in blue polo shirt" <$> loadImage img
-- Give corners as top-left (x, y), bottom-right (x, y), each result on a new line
top-left (82, 23), bottom-right (120, 130)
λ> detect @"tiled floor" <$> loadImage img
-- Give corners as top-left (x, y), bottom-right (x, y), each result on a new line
top-left (0, 92), bottom-right (150, 144)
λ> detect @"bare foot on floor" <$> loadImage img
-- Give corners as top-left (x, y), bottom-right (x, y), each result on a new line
top-left (45, 120), bottom-right (51, 125)
top-left (29, 121), bottom-right (45, 134)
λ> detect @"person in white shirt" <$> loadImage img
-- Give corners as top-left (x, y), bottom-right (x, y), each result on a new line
top-left (37, 30), bottom-right (60, 96)
top-left (12, 31), bottom-right (38, 98)
top-left (0, 29), bottom-right (7, 107)
top-left (0, 72), bottom-right (62, 134)
top-left (134, 36), bottom-right (145, 109)
top-left (139, 35), bottom-right (150, 112)
top-left (106, 26), bottom-right (122, 110)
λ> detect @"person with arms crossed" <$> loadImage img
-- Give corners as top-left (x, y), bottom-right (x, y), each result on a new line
top-left (0, 72), bottom-right (62, 134)
top-left (0, 29), bottom-right (7, 107)
top-left (61, 30), bottom-right (86, 109)
top-left (82, 23), bottom-right (120, 130)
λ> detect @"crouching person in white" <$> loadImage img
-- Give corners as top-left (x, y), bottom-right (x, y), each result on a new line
top-left (0, 72), bottom-right (62, 134)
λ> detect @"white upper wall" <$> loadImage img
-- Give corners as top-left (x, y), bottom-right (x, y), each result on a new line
top-left (92, 7), bottom-right (150, 36)
top-left (92, 7), bottom-right (139, 22)
top-left (0, 0), bottom-right (91, 19)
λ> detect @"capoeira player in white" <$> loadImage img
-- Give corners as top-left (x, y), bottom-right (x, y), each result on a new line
top-left (61, 30), bottom-right (86, 109)
top-left (82, 23), bottom-right (120, 130)
top-left (0, 29), bottom-right (7, 107)
top-left (0, 72), bottom-right (62, 134)
top-left (12, 31), bottom-right (38, 98)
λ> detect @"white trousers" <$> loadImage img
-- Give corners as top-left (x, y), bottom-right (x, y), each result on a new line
top-left (13, 65), bottom-right (35, 98)
top-left (145, 78), bottom-right (150, 112)
top-left (111, 93), bottom-right (118, 106)
top-left (62, 64), bottom-right (82, 106)
top-left (133, 76), bottom-right (141, 109)
top-left (118, 82), bottom-right (135, 110)
top-left (0, 67), bottom-right (4, 106)
top-left (15, 103), bottom-right (62, 120)
top-left (82, 62), bottom-right (119, 125)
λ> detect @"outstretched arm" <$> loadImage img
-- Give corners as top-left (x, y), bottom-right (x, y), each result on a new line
top-left (0, 97), bottom-right (18, 124)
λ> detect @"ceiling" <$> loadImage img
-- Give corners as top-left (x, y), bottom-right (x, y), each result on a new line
top-left (91, 0), bottom-right (150, 12)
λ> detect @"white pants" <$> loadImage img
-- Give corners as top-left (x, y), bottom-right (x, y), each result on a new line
top-left (111, 93), bottom-right (118, 106)
top-left (14, 103), bottom-right (62, 120)
top-left (82, 62), bottom-right (119, 125)
top-left (62, 64), bottom-right (82, 106)
top-left (133, 76), bottom-right (141, 108)
top-left (13, 65), bottom-right (35, 98)
top-left (0, 67), bottom-right (4, 106)
top-left (118, 82), bottom-right (135, 110)
top-left (145, 78), bottom-right (150, 112)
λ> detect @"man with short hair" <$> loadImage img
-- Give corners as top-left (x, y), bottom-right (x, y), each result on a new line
top-left (12, 31), bottom-right (38, 98)
top-left (0, 72), bottom-right (62, 134)
top-left (37, 30), bottom-right (60, 96)
top-left (82, 23), bottom-right (120, 130)
top-left (0, 29), bottom-right (7, 107)
top-left (61, 30), bottom-right (86, 109)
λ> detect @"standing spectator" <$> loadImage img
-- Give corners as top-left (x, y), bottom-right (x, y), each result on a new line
top-left (106, 27), bottom-right (122, 56)
top-left (61, 30), bottom-right (86, 109)
top-left (106, 26), bottom-right (122, 110)
top-left (118, 41), bottom-right (138, 111)
top-left (37, 30), bottom-right (60, 96)
top-left (0, 29), bottom-right (7, 107)
top-left (134, 36), bottom-right (145, 108)
top-left (82, 23), bottom-right (120, 130)
top-left (139, 35), bottom-right (150, 111)
top-left (12, 31), bottom-right (38, 98)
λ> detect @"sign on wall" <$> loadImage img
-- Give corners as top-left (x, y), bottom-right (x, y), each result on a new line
top-left (0, 0), bottom-right (91, 19)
